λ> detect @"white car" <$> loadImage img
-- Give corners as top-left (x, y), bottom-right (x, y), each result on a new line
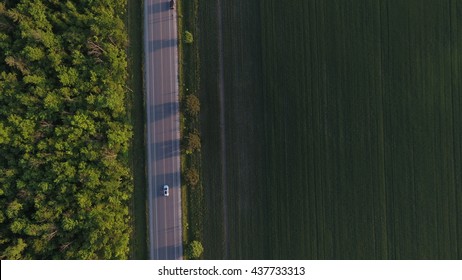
top-left (163, 185), bottom-right (169, 197)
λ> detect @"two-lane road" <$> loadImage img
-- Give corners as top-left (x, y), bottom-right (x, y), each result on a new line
top-left (144, 0), bottom-right (182, 260)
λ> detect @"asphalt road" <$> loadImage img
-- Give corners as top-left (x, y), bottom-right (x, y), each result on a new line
top-left (144, 0), bottom-right (183, 260)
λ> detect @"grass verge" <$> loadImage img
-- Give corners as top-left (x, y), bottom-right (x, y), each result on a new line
top-left (127, 0), bottom-right (147, 260)
top-left (178, 0), bottom-right (205, 259)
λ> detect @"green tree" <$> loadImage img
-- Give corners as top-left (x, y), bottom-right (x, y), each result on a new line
top-left (6, 200), bottom-right (22, 219)
top-left (186, 240), bottom-right (203, 259)
top-left (185, 168), bottom-right (199, 187)
top-left (0, 122), bottom-right (11, 144)
top-left (184, 31), bottom-right (193, 44)
top-left (22, 46), bottom-right (45, 61)
top-left (186, 94), bottom-right (200, 117)
top-left (186, 132), bottom-right (201, 153)
top-left (1, 238), bottom-right (27, 260)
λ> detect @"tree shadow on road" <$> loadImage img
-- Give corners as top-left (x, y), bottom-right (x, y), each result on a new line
top-left (150, 139), bottom-right (180, 161)
top-left (150, 171), bottom-right (181, 192)
top-left (149, 101), bottom-right (179, 122)
top-left (152, 244), bottom-right (183, 260)
top-left (148, 38), bottom-right (177, 52)
top-left (147, 1), bottom-right (170, 14)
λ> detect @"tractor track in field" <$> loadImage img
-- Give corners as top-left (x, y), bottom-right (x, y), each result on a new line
top-left (217, 0), bottom-right (229, 259)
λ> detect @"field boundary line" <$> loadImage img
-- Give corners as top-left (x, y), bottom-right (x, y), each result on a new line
top-left (217, 0), bottom-right (229, 259)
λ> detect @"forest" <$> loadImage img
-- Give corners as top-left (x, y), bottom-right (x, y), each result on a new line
top-left (0, 0), bottom-right (132, 259)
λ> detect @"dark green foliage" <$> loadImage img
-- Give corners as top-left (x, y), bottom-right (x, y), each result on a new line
top-left (0, 0), bottom-right (132, 259)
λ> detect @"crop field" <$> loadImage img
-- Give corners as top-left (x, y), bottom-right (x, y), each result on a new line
top-left (200, 0), bottom-right (462, 259)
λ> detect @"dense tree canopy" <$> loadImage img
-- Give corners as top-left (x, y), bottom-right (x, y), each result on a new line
top-left (0, 0), bottom-right (132, 259)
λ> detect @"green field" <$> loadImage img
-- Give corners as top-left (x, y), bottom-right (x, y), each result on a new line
top-left (200, 0), bottom-right (462, 259)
